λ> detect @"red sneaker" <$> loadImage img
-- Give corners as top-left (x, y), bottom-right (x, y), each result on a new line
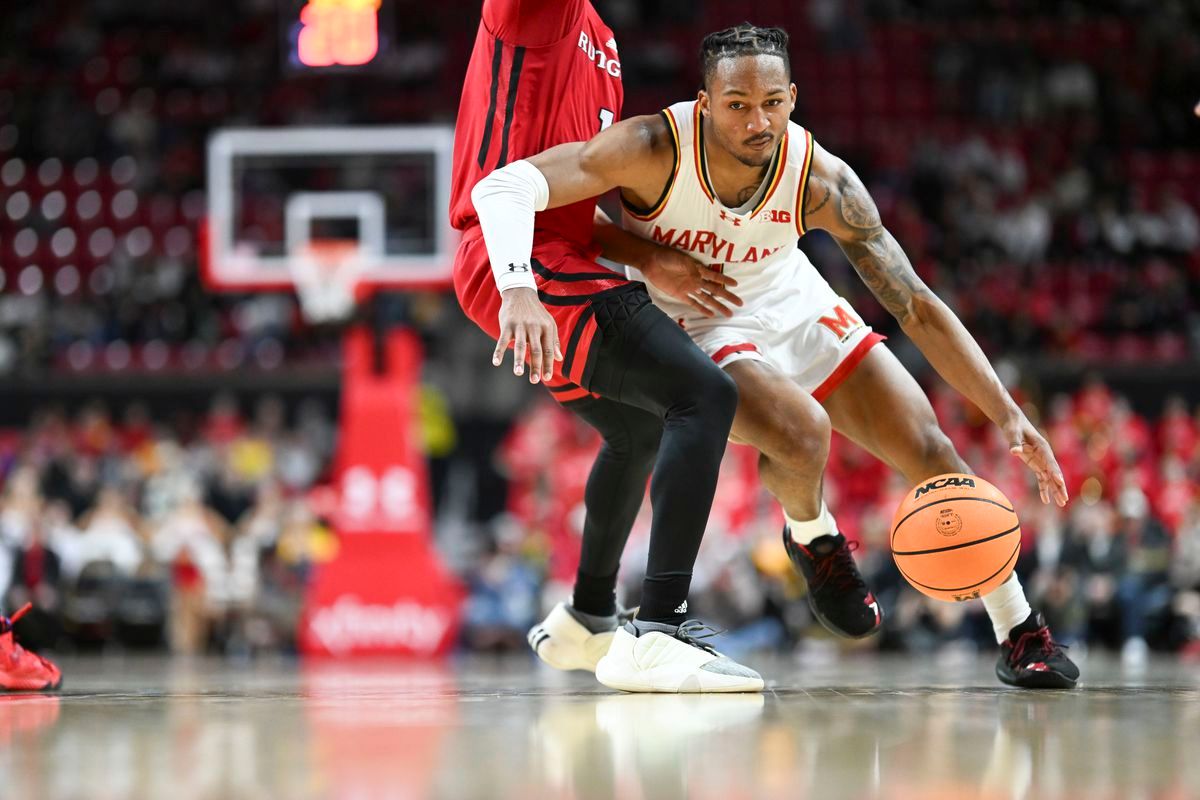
top-left (0, 604), bottom-right (63, 692)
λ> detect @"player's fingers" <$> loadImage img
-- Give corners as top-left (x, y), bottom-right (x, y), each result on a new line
top-left (1035, 473), bottom-right (1052, 503)
top-left (540, 326), bottom-right (552, 386)
top-left (687, 293), bottom-right (716, 317)
top-left (1038, 447), bottom-right (1065, 481)
top-left (534, 325), bottom-right (546, 381)
top-left (527, 324), bottom-right (543, 384)
top-left (699, 291), bottom-right (729, 316)
top-left (698, 267), bottom-right (737, 287)
top-left (1013, 443), bottom-right (1055, 504)
top-left (527, 332), bottom-right (543, 384)
top-left (492, 328), bottom-right (512, 367)
top-left (709, 285), bottom-right (744, 307)
top-left (1051, 468), bottom-right (1069, 507)
top-left (701, 291), bottom-right (735, 317)
top-left (1026, 438), bottom-right (1069, 506)
top-left (512, 327), bottom-right (527, 377)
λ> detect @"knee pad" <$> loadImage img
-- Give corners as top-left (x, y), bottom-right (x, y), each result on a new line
top-left (590, 285), bottom-right (653, 339)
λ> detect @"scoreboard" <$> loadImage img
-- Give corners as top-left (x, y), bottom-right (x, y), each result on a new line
top-left (284, 0), bottom-right (391, 70)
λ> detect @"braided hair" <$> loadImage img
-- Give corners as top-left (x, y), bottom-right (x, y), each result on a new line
top-left (700, 24), bottom-right (790, 88)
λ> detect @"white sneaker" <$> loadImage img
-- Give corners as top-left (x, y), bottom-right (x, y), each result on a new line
top-left (595, 620), bottom-right (764, 693)
top-left (527, 602), bottom-right (620, 672)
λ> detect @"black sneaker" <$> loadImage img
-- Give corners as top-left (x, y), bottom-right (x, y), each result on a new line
top-left (782, 529), bottom-right (882, 639)
top-left (996, 612), bottom-right (1080, 689)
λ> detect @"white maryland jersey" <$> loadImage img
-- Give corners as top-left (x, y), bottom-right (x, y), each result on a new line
top-left (621, 100), bottom-right (840, 329)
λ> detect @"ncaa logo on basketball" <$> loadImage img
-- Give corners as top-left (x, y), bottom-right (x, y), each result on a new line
top-left (913, 476), bottom-right (975, 499)
top-left (935, 509), bottom-right (963, 537)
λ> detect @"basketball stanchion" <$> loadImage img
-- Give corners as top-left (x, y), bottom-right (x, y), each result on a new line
top-left (284, 245), bottom-right (463, 657)
top-left (201, 126), bottom-right (461, 655)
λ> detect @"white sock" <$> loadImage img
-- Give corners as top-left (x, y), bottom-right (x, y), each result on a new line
top-left (785, 501), bottom-right (838, 545)
top-left (982, 573), bottom-right (1033, 644)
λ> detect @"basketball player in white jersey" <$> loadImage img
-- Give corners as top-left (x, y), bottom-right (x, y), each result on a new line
top-left (473, 24), bottom-right (1079, 689)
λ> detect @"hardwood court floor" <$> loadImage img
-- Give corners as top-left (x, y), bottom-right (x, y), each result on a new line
top-left (2, 653), bottom-right (1197, 799)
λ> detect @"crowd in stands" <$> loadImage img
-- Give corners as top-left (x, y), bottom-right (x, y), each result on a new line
top-left (0, 395), bottom-right (338, 655)
top-left (0, 1), bottom-right (1197, 374)
top-left (471, 377), bottom-right (1200, 663)
top-left (0, 2), bottom-right (1198, 661)
top-left (5, 378), bottom-right (1199, 662)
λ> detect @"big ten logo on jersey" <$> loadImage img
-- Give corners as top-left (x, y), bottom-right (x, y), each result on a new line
top-left (340, 465), bottom-right (422, 531)
top-left (578, 31), bottom-right (621, 77)
top-left (817, 304), bottom-right (865, 342)
top-left (757, 209), bottom-right (792, 224)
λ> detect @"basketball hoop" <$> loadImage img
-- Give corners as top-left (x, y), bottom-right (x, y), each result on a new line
top-left (288, 239), bottom-right (367, 324)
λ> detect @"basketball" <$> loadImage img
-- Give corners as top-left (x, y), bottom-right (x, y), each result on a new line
top-left (890, 473), bottom-right (1021, 602)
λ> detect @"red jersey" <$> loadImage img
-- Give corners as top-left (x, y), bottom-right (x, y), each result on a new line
top-left (449, 0), bottom-right (624, 249)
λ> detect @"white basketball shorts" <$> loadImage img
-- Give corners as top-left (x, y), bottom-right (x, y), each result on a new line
top-left (684, 295), bottom-right (885, 402)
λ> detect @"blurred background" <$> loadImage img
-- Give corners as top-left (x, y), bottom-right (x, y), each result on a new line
top-left (1, 0), bottom-right (1199, 666)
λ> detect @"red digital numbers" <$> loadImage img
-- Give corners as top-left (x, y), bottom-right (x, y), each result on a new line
top-left (297, 0), bottom-right (382, 68)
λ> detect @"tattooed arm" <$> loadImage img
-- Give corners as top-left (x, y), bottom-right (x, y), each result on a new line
top-left (802, 140), bottom-right (1068, 506)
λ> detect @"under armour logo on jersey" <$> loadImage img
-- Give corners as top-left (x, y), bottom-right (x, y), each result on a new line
top-left (673, 600), bottom-right (688, 615)
top-left (507, 263), bottom-right (530, 273)
top-left (718, 210), bottom-right (742, 227)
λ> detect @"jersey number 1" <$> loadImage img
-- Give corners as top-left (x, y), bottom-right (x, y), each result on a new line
top-left (597, 108), bottom-right (614, 132)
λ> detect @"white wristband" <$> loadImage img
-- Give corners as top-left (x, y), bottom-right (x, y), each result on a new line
top-left (470, 159), bottom-right (550, 293)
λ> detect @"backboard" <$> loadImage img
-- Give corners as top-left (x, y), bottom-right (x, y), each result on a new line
top-left (203, 125), bottom-right (456, 295)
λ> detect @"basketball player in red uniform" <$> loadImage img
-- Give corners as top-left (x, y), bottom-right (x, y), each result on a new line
top-left (452, 0), bottom-right (763, 692)
top-left (472, 23), bottom-right (1080, 689)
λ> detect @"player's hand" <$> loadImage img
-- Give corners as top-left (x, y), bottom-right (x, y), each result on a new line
top-left (494, 287), bottom-right (562, 385)
top-left (641, 247), bottom-right (743, 318)
top-left (1003, 414), bottom-right (1069, 507)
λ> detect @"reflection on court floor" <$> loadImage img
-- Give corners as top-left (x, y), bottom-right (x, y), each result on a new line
top-left (2, 655), bottom-right (1198, 799)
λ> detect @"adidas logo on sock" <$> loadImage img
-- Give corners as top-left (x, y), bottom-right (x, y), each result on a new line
top-left (673, 600), bottom-right (688, 615)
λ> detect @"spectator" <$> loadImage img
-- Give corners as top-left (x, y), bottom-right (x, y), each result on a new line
top-left (72, 486), bottom-right (145, 578)
top-left (4, 511), bottom-right (63, 648)
top-left (152, 483), bottom-right (229, 654)
top-left (461, 524), bottom-right (540, 653)
top-left (1025, 504), bottom-right (1091, 644)
top-left (1113, 487), bottom-right (1174, 664)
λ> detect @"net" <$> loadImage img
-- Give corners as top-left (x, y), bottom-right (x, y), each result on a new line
top-left (288, 239), bottom-right (367, 323)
